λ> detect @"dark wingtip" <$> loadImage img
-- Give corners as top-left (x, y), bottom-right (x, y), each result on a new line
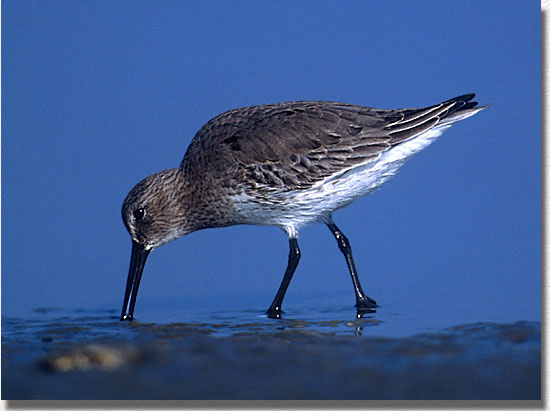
top-left (443, 93), bottom-right (486, 116)
top-left (462, 101), bottom-right (479, 110)
top-left (444, 93), bottom-right (476, 104)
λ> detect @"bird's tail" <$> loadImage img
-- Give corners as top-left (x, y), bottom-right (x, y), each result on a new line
top-left (438, 93), bottom-right (489, 126)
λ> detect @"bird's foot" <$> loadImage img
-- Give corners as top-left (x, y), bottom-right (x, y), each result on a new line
top-left (357, 295), bottom-right (377, 308)
top-left (355, 296), bottom-right (377, 318)
top-left (266, 306), bottom-right (283, 319)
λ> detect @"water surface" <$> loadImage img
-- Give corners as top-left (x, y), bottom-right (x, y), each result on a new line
top-left (2, 299), bottom-right (541, 400)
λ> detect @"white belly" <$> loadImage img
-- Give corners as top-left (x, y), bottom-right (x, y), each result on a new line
top-left (232, 124), bottom-right (452, 235)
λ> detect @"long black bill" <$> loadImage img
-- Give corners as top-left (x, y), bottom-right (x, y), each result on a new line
top-left (120, 241), bottom-right (150, 321)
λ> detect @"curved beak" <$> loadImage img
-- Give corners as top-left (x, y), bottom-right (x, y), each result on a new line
top-left (120, 241), bottom-right (150, 321)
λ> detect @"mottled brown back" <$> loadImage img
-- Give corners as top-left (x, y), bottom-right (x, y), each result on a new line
top-left (180, 95), bottom-right (479, 192)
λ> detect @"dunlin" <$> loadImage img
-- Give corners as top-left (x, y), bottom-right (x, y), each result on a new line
top-left (121, 94), bottom-right (486, 320)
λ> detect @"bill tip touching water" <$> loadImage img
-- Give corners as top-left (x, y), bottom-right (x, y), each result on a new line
top-left (121, 94), bottom-right (487, 321)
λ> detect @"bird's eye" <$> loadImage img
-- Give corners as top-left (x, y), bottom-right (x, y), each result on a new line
top-left (133, 208), bottom-right (146, 221)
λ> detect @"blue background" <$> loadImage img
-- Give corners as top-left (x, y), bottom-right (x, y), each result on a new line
top-left (2, 1), bottom-right (540, 328)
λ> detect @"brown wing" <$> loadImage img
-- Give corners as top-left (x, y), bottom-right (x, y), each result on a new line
top-left (181, 94), bottom-right (479, 191)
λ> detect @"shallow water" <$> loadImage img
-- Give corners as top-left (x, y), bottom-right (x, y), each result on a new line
top-left (33, 288), bottom-right (533, 338)
top-left (2, 301), bottom-right (541, 400)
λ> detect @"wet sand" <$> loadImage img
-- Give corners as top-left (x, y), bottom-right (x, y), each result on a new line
top-left (1, 312), bottom-right (541, 400)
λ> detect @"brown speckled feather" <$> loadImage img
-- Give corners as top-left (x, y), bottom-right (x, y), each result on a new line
top-left (180, 94), bottom-right (479, 193)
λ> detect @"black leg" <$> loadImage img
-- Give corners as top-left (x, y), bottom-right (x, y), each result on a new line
top-left (326, 221), bottom-right (377, 316)
top-left (267, 237), bottom-right (301, 319)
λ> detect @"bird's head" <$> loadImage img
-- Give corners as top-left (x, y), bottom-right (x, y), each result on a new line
top-left (121, 168), bottom-right (190, 251)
